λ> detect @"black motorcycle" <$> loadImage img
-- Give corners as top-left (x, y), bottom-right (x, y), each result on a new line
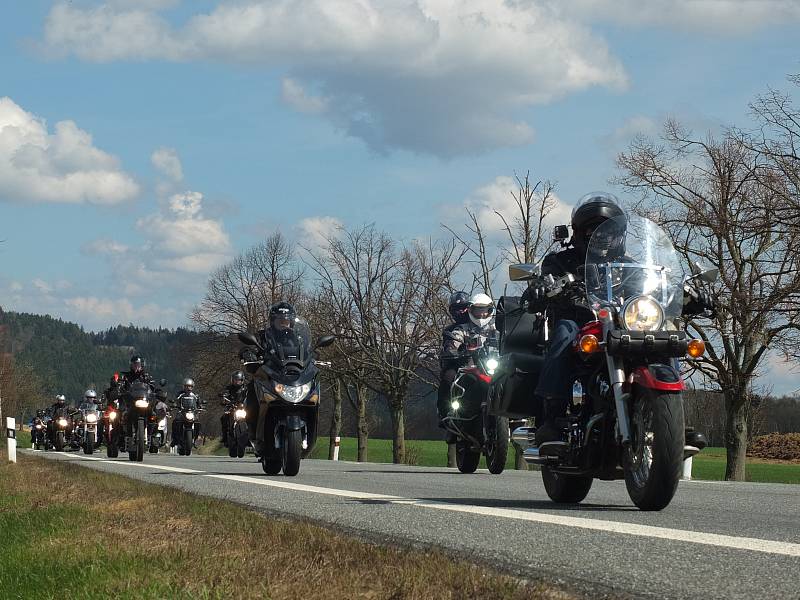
top-left (442, 334), bottom-right (509, 474)
top-left (103, 398), bottom-right (123, 458)
top-left (222, 389), bottom-right (250, 459)
top-left (173, 392), bottom-right (201, 456)
top-left (124, 380), bottom-right (166, 462)
top-left (50, 407), bottom-right (73, 451)
top-left (31, 417), bottom-right (46, 450)
top-left (238, 322), bottom-right (334, 476)
top-left (498, 216), bottom-right (715, 510)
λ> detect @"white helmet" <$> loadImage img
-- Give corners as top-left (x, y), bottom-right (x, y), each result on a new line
top-left (84, 390), bottom-right (97, 400)
top-left (468, 293), bottom-right (495, 327)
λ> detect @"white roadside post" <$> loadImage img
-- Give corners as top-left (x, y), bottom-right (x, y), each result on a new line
top-left (333, 436), bottom-right (341, 461)
top-left (6, 417), bottom-right (17, 463)
top-left (682, 455), bottom-right (693, 480)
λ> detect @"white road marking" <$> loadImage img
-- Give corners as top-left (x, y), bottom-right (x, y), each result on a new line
top-left (35, 451), bottom-right (800, 558)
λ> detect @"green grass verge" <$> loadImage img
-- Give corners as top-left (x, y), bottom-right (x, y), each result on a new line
top-left (0, 451), bottom-right (571, 600)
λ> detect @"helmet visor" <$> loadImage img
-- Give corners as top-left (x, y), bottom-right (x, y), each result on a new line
top-left (469, 304), bottom-right (494, 320)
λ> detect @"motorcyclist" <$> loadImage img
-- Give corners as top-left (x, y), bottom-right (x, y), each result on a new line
top-left (46, 394), bottom-right (68, 446)
top-left (437, 291), bottom-right (471, 424)
top-left (172, 378), bottom-right (202, 446)
top-left (521, 192), bottom-right (717, 447)
top-left (220, 371), bottom-right (246, 448)
top-left (438, 293), bottom-right (497, 433)
top-left (241, 301), bottom-right (303, 456)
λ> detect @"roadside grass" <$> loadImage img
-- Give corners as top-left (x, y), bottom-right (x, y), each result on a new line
top-left (0, 451), bottom-right (574, 600)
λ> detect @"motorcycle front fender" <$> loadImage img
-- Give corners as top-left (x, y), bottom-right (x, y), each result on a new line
top-left (285, 415), bottom-right (306, 432)
top-left (632, 364), bottom-right (684, 392)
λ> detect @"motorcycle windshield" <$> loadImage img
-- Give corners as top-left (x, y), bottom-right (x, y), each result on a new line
top-left (265, 318), bottom-right (313, 365)
top-left (585, 215), bottom-right (684, 322)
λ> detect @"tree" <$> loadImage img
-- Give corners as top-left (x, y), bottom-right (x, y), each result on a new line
top-left (305, 225), bottom-right (462, 463)
top-left (617, 119), bottom-right (800, 481)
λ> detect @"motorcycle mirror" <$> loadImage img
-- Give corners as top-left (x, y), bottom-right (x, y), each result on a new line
top-left (688, 261), bottom-right (719, 284)
top-left (509, 263), bottom-right (540, 281)
top-left (553, 225), bottom-right (569, 242)
top-left (315, 335), bottom-right (336, 349)
top-left (238, 331), bottom-right (260, 347)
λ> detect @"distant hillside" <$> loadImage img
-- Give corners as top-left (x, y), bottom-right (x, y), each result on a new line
top-left (0, 309), bottom-right (197, 405)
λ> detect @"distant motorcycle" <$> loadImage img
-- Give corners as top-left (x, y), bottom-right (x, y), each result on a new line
top-left (442, 333), bottom-right (509, 474)
top-left (31, 417), bottom-right (46, 450)
top-left (103, 399), bottom-right (123, 458)
top-left (50, 407), bottom-right (73, 452)
top-left (238, 323), bottom-right (335, 476)
top-left (173, 392), bottom-right (201, 456)
top-left (222, 390), bottom-right (250, 459)
top-left (148, 392), bottom-right (170, 454)
top-left (75, 402), bottom-right (102, 455)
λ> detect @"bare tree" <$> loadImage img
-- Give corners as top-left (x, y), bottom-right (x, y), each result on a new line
top-left (617, 119), bottom-right (800, 481)
top-left (305, 225), bottom-right (462, 463)
top-left (497, 173), bottom-right (558, 265)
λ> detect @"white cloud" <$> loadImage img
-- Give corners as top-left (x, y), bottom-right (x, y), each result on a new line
top-left (297, 216), bottom-right (343, 247)
top-left (547, 0), bottom-right (800, 33)
top-left (137, 190), bottom-right (232, 274)
top-left (42, 0), bottom-right (628, 156)
top-left (31, 278), bottom-right (54, 295)
top-left (64, 296), bottom-right (174, 326)
top-left (281, 78), bottom-right (328, 115)
top-left (82, 238), bottom-right (130, 255)
top-left (0, 96), bottom-right (139, 204)
top-left (151, 146), bottom-right (183, 182)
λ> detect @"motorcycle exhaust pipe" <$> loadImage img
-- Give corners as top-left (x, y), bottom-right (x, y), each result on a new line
top-left (510, 426), bottom-right (535, 449)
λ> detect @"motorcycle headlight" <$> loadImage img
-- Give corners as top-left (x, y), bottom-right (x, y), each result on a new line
top-left (234, 408), bottom-right (247, 419)
top-left (57, 418), bottom-right (68, 427)
top-left (451, 400), bottom-right (461, 411)
top-left (86, 413), bottom-right (98, 423)
top-left (185, 411), bottom-right (195, 421)
top-left (35, 424), bottom-right (43, 430)
top-left (622, 296), bottom-right (664, 331)
top-left (109, 411), bottom-right (117, 421)
top-left (485, 358), bottom-right (499, 375)
top-left (273, 383), bottom-right (312, 403)
top-left (158, 418), bottom-right (167, 428)
top-left (134, 398), bottom-right (149, 408)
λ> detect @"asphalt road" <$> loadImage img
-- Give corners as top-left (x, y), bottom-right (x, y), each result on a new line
top-left (27, 449), bottom-right (800, 599)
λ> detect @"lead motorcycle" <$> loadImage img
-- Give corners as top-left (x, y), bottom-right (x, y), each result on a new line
top-left (442, 333), bottom-right (509, 474)
top-left (124, 379), bottom-right (167, 462)
top-left (501, 215), bottom-right (716, 511)
top-left (238, 322), bottom-right (335, 476)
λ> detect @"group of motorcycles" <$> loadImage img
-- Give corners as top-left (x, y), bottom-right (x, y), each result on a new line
top-left (441, 215), bottom-right (712, 511)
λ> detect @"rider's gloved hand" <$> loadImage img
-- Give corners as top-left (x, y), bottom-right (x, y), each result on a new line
top-left (522, 282), bottom-right (547, 313)
top-left (684, 285), bottom-right (717, 318)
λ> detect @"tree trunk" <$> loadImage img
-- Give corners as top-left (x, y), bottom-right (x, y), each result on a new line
top-left (447, 442), bottom-right (456, 467)
top-left (327, 379), bottom-right (343, 460)
top-left (390, 400), bottom-right (405, 464)
top-left (724, 387), bottom-right (748, 481)
top-left (357, 386), bottom-right (368, 462)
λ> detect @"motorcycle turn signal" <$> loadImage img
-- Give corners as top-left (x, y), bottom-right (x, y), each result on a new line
top-left (687, 338), bottom-right (706, 358)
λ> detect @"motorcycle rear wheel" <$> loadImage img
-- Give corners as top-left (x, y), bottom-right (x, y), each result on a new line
top-left (261, 454), bottom-right (282, 475)
top-left (541, 467), bottom-right (593, 503)
top-left (282, 429), bottom-right (302, 476)
top-left (456, 441), bottom-right (481, 474)
top-left (624, 389), bottom-right (684, 511)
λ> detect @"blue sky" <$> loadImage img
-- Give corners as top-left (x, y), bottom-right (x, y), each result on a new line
top-left (1, 0), bottom-right (798, 394)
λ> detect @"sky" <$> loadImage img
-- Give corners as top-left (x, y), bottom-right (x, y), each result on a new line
top-left (0, 0), bottom-right (798, 394)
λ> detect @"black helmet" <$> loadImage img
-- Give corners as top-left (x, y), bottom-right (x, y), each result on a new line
top-left (231, 371), bottom-right (245, 386)
top-left (571, 192), bottom-right (625, 253)
top-left (448, 291), bottom-right (470, 324)
top-left (130, 355), bottom-right (144, 374)
top-left (269, 301), bottom-right (296, 333)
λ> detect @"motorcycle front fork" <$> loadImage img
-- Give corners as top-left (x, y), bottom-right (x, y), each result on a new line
top-left (606, 355), bottom-right (632, 446)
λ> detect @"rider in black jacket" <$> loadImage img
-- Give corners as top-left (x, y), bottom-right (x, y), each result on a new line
top-left (220, 371), bottom-right (246, 447)
top-left (437, 291), bottom-right (471, 423)
top-left (523, 192), bottom-right (716, 446)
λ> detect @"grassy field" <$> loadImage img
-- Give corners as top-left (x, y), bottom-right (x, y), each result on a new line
top-left (0, 449), bottom-right (573, 600)
top-left (308, 436), bottom-right (800, 484)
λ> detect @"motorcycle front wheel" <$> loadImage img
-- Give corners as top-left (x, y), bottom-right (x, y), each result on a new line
top-left (106, 426), bottom-right (119, 458)
top-left (83, 437), bottom-right (94, 455)
top-left (624, 388), bottom-right (684, 511)
top-left (55, 431), bottom-right (65, 452)
top-left (282, 429), bottom-right (302, 476)
top-left (456, 440), bottom-right (481, 474)
top-left (484, 415), bottom-right (509, 475)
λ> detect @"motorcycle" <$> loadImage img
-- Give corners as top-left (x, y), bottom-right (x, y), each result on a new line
top-left (124, 380), bottom-right (166, 462)
top-left (173, 392), bottom-right (201, 456)
top-left (103, 399), bottom-right (123, 458)
top-left (238, 323), bottom-right (335, 476)
top-left (222, 389), bottom-right (250, 459)
top-left (502, 215), bottom-right (717, 511)
top-left (75, 402), bottom-right (102, 455)
top-left (31, 417), bottom-right (46, 450)
top-left (50, 407), bottom-right (73, 452)
top-left (148, 391), bottom-right (170, 454)
top-left (442, 333), bottom-right (509, 474)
